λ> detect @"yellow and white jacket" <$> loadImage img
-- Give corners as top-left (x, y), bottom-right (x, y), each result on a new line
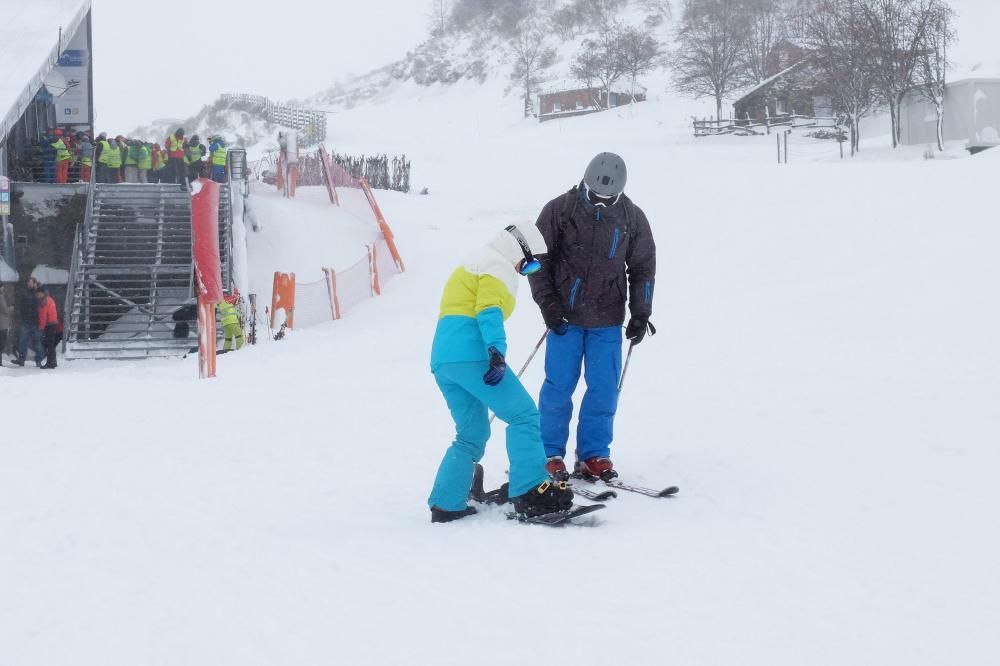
top-left (430, 225), bottom-right (546, 370)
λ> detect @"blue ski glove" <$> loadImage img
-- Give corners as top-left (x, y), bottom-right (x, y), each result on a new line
top-left (483, 346), bottom-right (507, 386)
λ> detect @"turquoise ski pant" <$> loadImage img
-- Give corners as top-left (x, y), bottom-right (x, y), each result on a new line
top-left (428, 361), bottom-right (548, 512)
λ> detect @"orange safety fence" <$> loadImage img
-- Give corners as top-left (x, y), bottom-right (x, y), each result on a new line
top-left (319, 147), bottom-right (406, 273)
top-left (269, 236), bottom-right (403, 332)
top-left (271, 272), bottom-right (296, 329)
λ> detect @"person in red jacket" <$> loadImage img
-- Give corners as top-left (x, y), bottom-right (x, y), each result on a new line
top-left (35, 287), bottom-right (60, 369)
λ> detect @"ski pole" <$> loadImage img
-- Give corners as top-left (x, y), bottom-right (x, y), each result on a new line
top-left (489, 329), bottom-right (548, 424)
top-left (618, 342), bottom-right (636, 393)
top-left (619, 321), bottom-right (656, 393)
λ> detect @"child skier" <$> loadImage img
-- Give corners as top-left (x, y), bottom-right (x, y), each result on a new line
top-left (428, 224), bottom-right (574, 523)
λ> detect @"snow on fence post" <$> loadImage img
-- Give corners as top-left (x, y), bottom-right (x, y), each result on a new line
top-left (323, 267), bottom-right (341, 320)
top-left (271, 272), bottom-right (296, 329)
top-left (191, 178), bottom-right (223, 379)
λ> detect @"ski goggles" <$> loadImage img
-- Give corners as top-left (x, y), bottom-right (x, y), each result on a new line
top-left (505, 225), bottom-right (542, 276)
top-left (586, 185), bottom-right (621, 208)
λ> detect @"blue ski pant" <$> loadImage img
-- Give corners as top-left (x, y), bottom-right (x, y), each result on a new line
top-left (212, 165), bottom-right (227, 183)
top-left (539, 325), bottom-right (623, 461)
top-left (428, 361), bottom-right (548, 512)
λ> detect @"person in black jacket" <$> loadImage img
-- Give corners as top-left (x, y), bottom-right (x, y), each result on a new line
top-left (13, 277), bottom-right (44, 367)
top-left (528, 152), bottom-right (656, 481)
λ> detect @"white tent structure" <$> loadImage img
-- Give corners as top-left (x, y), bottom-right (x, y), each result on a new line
top-left (0, 0), bottom-right (92, 164)
top-left (900, 78), bottom-right (1000, 150)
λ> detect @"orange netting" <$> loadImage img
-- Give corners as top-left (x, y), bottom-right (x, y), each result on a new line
top-left (267, 144), bottom-right (405, 331)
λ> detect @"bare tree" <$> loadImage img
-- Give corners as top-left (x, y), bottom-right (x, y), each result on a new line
top-left (672, 0), bottom-right (749, 119)
top-left (510, 28), bottom-right (556, 118)
top-left (640, 0), bottom-right (673, 27)
top-left (806, 0), bottom-right (879, 155)
top-left (860, 0), bottom-right (938, 148)
top-left (572, 29), bottom-right (627, 109)
top-left (915, 0), bottom-right (956, 151)
top-left (618, 25), bottom-right (664, 99)
top-left (571, 48), bottom-right (605, 108)
top-left (740, 0), bottom-right (785, 85)
top-left (428, 0), bottom-right (450, 37)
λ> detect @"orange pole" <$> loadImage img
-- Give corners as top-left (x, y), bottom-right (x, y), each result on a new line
top-left (198, 296), bottom-right (217, 379)
top-left (370, 243), bottom-right (381, 296)
top-left (360, 177), bottom-right (405, 272)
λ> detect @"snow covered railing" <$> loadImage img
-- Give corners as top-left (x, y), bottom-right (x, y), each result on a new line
top-left (220, 93), bottom-right (327, 146)
top-left (694, 114), bottom-right (842, 137)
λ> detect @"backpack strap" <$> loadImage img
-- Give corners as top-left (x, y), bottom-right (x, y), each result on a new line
top-left (553, 186), bottom-right (579, 260)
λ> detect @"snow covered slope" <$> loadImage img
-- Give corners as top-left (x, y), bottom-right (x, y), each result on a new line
top-left (4, 87), bottom-right (1000, 664)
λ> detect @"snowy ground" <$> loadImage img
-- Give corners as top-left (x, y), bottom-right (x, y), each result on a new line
top-left (4, 85), bottom-right (1000, 664)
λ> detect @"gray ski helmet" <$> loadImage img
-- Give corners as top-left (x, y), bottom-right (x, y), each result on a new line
top-left (584, 152), bottom-right (627, 197)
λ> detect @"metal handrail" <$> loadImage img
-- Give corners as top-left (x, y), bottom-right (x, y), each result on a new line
top-left (62, 176), bottom-right (96, 352)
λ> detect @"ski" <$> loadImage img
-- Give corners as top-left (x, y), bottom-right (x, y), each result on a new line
top-left (603, 478), bottom-right (679, 498)
top-left (470, 465), bottom-right (605, 526)
top-left (572, 473), bottom-right (679, 498)
top-left (569, 483), bottom-right (618, 501)
top-left (509, 503), bottom-right (604, 526)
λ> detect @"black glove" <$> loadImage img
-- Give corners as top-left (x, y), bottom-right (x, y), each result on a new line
top-left (483, 346), bottom-right (507, 386)
top-left (625, 316), bottom-right (655, 345)
top-left (542, 301), bottom-right (569, 336)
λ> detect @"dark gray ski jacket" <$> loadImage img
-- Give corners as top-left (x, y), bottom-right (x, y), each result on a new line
top-left (529, 184), bottom-right (656, 329)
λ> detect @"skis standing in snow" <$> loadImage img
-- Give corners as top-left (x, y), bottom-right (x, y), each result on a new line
top-left (528, 152), bottom-right (657, 482)
top-left (427, 224), bottom-right (574, 523)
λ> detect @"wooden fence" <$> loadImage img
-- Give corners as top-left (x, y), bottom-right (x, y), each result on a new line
top-left (693, 114), bottom-right (842, 137)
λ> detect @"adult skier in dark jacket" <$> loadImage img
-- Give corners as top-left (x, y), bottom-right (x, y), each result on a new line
top-left (528, 152), bottom-right (656, 481)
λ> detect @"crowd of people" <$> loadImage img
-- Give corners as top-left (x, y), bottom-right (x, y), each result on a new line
top-left (13, 127), bottom-right (231, 186)
top-left (0, 276), bottom-right (61, 370)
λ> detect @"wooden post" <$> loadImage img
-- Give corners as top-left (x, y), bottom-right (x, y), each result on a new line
top-left (777, 134), bottom-right (782, 163)
top-left (784, 131), bottom-right (790, 164)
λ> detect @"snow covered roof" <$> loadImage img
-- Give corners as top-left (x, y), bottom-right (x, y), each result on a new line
top-left (950, 59), bottom-right (1000, 83)
top-left (538, 80), bottom-right (647, 96)
top-left (0, 0), bottom-right (91, 144)
top-left (733, 61), bottom-right (807, 104)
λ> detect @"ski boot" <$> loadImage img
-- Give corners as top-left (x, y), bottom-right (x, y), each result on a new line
top-left (511, 479), bottom-right (574, 518)
top-left (574, 457), bottom-right (619, 482)
top-left (545, 456), bottom-right (570, 482)
top-left (430, 505), bottom-right (478, 523)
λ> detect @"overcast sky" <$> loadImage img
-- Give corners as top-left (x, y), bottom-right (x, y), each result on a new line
top-left (91, 0), bottom-right (429, 132)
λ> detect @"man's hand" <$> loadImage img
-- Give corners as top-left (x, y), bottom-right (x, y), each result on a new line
top-left (625, 316), bottom-right (655, 345)
top-left (542, 301), bottom-right (569, 336)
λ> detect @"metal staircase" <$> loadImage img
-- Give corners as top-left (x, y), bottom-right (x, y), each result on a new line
top-left (64, 181), bottom-right (236, 360)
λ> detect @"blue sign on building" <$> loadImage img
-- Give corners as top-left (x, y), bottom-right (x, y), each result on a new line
top-left (57, 49), bottom-right (86, 67)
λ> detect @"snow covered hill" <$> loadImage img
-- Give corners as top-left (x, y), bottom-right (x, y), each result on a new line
top-left (5, 76), bottom-right (1000, 663)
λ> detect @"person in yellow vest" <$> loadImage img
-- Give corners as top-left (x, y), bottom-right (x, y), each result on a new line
top-left (122, 139), bottom-right (139, 183)
top-left (137, 141), bottom-right (152, 183)
top-left (216, 292), bottom-right (244, 351)
top-left (166, 128), bottom-right (188, 188)
top-left (186, 134), bottom-right (206, 182)
top-left (209, 135), bottom-right (228, 183)
top-left (76, 132), bottom-right (94, 183)
top-left (108, 137), bottom-right (124, 182)
top-left (151, 143), bottom-right (167, 183)
top-left (52, 130), bottom-right (72, 184)
top-left (97, 136), bottom-right (122, 184)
